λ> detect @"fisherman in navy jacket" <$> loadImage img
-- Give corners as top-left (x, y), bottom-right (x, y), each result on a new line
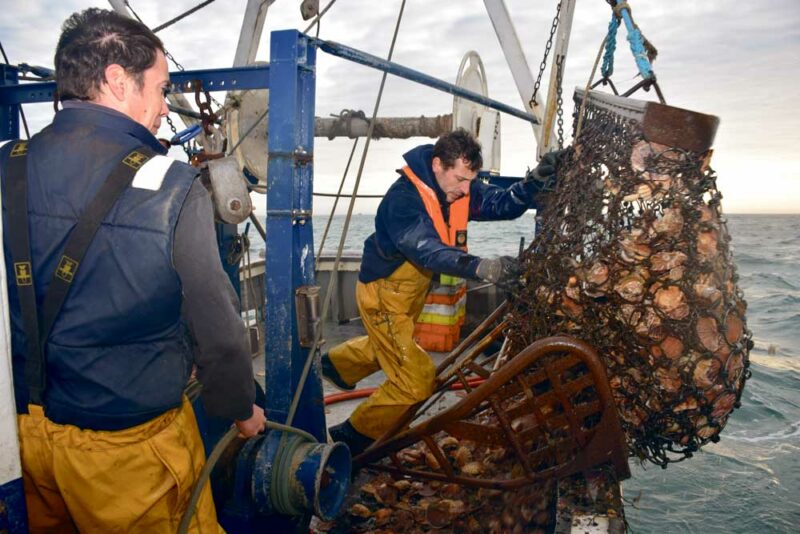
top-left (323, 129), bottom-right (565, 455)
top-left (0, 9), bottom-right (264, 532)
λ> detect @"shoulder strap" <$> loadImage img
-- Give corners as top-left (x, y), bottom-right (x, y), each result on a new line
top-left (38, 147), bottom-right (158, 350)
top-left (3, 141), bottom-right (45, 404)
top-left (3, 144), bottom-right (157, 405)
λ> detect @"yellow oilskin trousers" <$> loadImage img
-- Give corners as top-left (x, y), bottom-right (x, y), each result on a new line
top-left (18, 397), bottom-right (223, 534)
top-left (329, 261), bottom-right (435, 439)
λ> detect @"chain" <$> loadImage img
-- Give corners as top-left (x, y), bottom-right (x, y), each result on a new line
top-left (555, 56), bottom-right (565, 149)
top-left (529, 0), bottom-right (562, 109)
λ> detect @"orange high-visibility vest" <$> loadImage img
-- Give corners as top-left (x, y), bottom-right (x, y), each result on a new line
top-left (402, 165), bottom-right (469, 250)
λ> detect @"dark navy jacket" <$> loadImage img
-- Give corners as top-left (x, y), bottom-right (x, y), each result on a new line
top-left (360, 144), bottom-right (537, 283)
top-left (1, 105), bottom-right (197, 430)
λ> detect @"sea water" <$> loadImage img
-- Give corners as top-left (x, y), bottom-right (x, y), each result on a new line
top-left (246, 212), bottom-right (800, 532)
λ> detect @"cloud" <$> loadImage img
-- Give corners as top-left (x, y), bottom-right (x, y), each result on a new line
top-left (1, 0), bottom-right (798, 213)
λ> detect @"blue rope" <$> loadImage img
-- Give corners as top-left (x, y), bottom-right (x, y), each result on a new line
top-left (625, 26), bottom-right (654, 80)
top-left (618, 6), bottom-right (654, 80)
top-left (600, 3), bottom-right (655, 82)
top-left (601, 14), bottom-right (619, 79)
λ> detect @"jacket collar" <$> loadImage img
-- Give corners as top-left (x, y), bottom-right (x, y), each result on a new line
top-left (402, 144), bottom-right (447, 205)
top-left (56, 100), bottom-right (168, 155)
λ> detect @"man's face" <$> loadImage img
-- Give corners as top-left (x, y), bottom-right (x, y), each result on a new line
top-left (432, 156), bottom-right (478, 203)
top-left (127, 50), bottom-right (170, 134)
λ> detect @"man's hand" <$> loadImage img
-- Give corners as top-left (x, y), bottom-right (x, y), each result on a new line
top-left (525, 148), bottom-right (570, 189)
top-left (475, 256), bottom-right (521, 286)
top-left (235, 404), bottom-right (267, 438)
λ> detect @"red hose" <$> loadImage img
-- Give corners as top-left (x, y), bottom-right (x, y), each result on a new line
top-left (324, 376), bottom-right (486, 405)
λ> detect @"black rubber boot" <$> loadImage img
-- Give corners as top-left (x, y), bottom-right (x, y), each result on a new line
top-left (321, 352), bottom-right (355, 391)
top-left (329, 419), bottom-right (374, 457)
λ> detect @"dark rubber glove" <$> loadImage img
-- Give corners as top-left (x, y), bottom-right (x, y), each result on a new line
top-left (475, 255), bottom-right (521, 285)
top-left (525, 148), bottom-right (570, 190)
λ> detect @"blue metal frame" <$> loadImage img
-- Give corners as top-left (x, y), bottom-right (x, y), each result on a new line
top-left (264, 30), bottom-right (326, 441)
top-left (0, 65), bottom-right (271, 106)
top-left (0, 65), bottom-right (21, 139)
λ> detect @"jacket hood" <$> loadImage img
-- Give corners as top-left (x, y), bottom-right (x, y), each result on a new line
top-left (402, 144), bottom-right (446, 202)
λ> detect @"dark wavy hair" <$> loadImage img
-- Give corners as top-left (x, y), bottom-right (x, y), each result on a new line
top-left (55, 8), bottom-right (164, 101)
top-left (432, 128), bottom-right (483, 171)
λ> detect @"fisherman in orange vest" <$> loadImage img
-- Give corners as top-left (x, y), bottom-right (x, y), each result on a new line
top-left (323, 129), bottom-right (566, 455)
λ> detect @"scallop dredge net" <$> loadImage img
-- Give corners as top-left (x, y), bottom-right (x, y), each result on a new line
top-left (506, 90), bottom-right (753, 466)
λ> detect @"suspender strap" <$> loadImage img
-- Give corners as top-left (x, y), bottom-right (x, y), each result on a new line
top-left (4, 144), bottom-right (156, 405)
top-left (39, 147), bottom-right (157, 350)
top-left (4, 141), bottom-right (46, 404)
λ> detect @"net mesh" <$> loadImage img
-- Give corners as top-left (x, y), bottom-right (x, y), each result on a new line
top-left (506, 91), bottom-right (752, 466)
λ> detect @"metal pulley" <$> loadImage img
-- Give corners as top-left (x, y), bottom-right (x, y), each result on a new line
top-left (206, 156), bottom-right (253, 224)
top-left (225, 67), bottom-right (270, 185)
top-left (453, 51), bottom-right (501, 174)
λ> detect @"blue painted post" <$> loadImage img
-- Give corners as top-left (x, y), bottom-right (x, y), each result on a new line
top-left (0, 65), bottom-right (20, 140)
top-left (265, 30), bottom-right (326, 441)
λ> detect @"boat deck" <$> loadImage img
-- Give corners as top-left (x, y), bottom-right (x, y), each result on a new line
top-left (244, 259), bottom-right (627, 532)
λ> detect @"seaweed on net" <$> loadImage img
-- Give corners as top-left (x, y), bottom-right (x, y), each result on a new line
top-left (506, 95), bottom-right (752, 466)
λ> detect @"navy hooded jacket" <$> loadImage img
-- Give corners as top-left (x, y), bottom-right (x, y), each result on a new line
top-left (359, 144), bottom-right (537, 283)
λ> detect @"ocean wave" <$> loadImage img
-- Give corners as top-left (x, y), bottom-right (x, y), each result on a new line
top-left (749, 353), bottom-right (800, 374)
top-left (740, 272), bottom-right (799, 291)
top-left (725, 419), bottom-right (800, 444)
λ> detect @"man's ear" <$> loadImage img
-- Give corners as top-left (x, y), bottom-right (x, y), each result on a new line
top-left (432, 156), bottom-right (443, 174)
top-left (103, 63), bottom-right (128, 102)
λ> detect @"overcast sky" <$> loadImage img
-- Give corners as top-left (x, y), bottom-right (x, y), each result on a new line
top-left (1, 0), bottom-right (798, 213)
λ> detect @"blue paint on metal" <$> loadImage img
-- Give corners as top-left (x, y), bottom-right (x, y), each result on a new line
top-left (0, 478), bottom-right (28, 534)
top-left (217, 223), bottom-right (242, 296)
top-left (310, 37), bottom-right (539, 124)
top-left (316, 442), bottom-right (351, 520)
top-left (168, 65), bottom-right (270, 93)
top-left (293, 447), bottom-right (319, 509)
top-left (265, 30), bottom-right (327, 442)
top-left (0, 65), bottom-right (270, 106)
top-left (294, 441), bottom-right (351, 521)
top-left (251, 431), bottom-right (278, 515)
top-left (217, 436), bottom-right (270, 533)
top-left (0, 65), bottom-right (20, 140)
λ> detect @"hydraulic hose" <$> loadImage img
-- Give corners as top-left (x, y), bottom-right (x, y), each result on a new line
top-left (323, 377), bottom-right (486, 406)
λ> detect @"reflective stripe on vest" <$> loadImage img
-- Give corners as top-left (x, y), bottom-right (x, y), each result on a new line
top-left (402, 165), bottom-right (468, 250)
top-left (417, 293), bottom-right (466, 326)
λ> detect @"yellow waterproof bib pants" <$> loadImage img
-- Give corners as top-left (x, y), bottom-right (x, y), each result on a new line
top-left (18, 397), bottom-right (223, 533)
top-left (329, 261), bottom-right (435, 439)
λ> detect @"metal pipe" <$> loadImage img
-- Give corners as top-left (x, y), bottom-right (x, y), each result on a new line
top-left (152, 0), bottom-right (217, 33)
top-left (310, 38), bottom-right (539, 124)
top-left (314, 113), bottom-right (451, 139)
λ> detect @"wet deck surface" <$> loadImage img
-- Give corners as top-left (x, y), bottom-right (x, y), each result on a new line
top-left (252, 318), bottom-right (454, 429)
